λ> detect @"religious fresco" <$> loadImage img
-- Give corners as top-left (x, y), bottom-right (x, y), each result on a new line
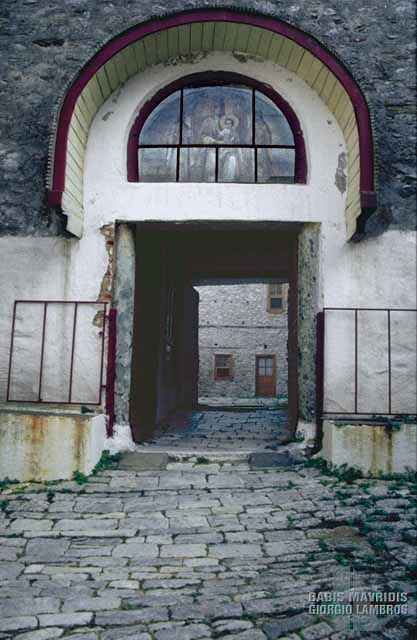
top-left (138, 85), bottom-right (295, 183)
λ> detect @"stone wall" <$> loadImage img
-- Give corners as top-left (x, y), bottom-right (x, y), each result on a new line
top-left (0, 1), bottom-right (415, 237)
top-left (196, 283), bottom-right (288, 398)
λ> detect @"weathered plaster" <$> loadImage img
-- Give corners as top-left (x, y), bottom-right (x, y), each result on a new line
top-left (335, 153), bottom-right (347, 195)
top-left (113, 224), bottom-right (136, 424)
top-left (320, 420), bottom-right (417, 476)
top-left (0, 410), bottom-right (106, 481)
top-left (297, 224), bottom-right (320, 421)
top-left (98, 223), bottom-right (115, 303)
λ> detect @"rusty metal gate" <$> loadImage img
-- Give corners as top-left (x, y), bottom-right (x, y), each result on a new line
top-left (6, 300), bottom-right (117, 435)
top-left (316, 307), bottom-right (417, 429)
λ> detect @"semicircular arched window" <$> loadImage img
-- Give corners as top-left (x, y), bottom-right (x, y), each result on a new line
top-left (128, 75), bottom-right (306, 184)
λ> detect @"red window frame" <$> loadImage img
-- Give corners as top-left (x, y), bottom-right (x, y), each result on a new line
top-left (127, 71), bottom-right (307, 184)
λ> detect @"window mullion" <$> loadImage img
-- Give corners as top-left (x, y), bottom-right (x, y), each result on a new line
top-left (215, 147), bottom-right (219, 183)
top-left (179, 89), bottom-right (184, 145)
top-left (252, 88), bottom-right (256, 145)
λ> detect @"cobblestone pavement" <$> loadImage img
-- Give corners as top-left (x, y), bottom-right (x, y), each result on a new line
top-left (0, 458), bottom-right (416, 639)
top-left (144, 408), bottom-right (291, 451)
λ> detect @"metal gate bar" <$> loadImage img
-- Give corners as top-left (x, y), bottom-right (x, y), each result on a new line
top-left (6, 300), bottom-right (108, 405)
top-left (319, 307), bottom-right (417, 419)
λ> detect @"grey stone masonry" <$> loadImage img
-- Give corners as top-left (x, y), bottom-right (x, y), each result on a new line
top-left (0, 1), bottom-right (415, 236)
top-left (197, 284), bottom-right (288, 398)
top-left (0, 455), bottom-right (415, 638)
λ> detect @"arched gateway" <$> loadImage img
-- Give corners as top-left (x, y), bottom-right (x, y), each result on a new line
top-left (43, 7), bottom-right (383, 442)
top-left (47, 8), bottom-right (376, 239)
top-left (1, 4), bottom-right (415, 482)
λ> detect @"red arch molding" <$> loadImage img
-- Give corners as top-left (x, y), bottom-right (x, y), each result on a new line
top-left (48, 8), bottom-right (377, 226)
top-left (127, 71), bottom-right (307, 184)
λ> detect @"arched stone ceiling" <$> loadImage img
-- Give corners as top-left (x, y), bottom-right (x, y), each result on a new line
top-left (47, 10), bottom-right (377, 240)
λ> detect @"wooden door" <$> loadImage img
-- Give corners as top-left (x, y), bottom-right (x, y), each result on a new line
top-left (178, 285), bottom-right (199, 408)
top-left (129, 231), bottom-right (164, 442)
top-left (256, 355), bottom-right (276, 397)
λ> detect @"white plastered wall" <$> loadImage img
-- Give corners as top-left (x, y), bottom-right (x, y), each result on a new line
top-left (0, 52), bottom-right (416, 413)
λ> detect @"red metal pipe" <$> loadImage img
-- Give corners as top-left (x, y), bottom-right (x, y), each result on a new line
top-left (98, 302), bottom-right (108, 405)
top-left (105, 308), bottom-right (117, 437)
top-left (68, 302), bottom-right (78, 403)
top-left (315, 310), bottom-right (325, 450)
top-left (38, 303), bottom-right (48, 402)
top-left (6, 301), bottom-right (17, 402)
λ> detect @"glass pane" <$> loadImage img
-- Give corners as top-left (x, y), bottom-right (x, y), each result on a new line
top-left (255, 92), bottom-right (294, 145)
top-left (138, 148), bottom-right (177, 182)
top-left (179, 148), bottom-right (215, 182)
top-left (216, 355), bottom-right (228, 367)
top-left (183, 87), bottom-right (253, 145)
top-left (139, 92), bottom-right (180, 145)
top-left (266, 361), bottom-right (273, 375)
top-left (257, 148), bottom-right (295, 183)
top-left (271, 297), bottom-right (283, 309)
top-left (218, 148), bottom-right (254, 183)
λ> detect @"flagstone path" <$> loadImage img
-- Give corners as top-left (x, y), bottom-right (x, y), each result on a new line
top-left (0, 457), bottom-right (415, 639)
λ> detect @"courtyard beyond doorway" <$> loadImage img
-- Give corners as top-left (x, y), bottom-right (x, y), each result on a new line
top-left (135, 403), bottom-right (292, 454)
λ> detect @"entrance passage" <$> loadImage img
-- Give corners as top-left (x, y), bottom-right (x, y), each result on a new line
top-left (142, 405), bottom-right (290, 452)
top-left (129, 222), bottom-right (299, 444)
top-left (256, 355), bottom-right (276, 397)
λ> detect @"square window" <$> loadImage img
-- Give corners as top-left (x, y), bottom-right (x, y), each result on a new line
top-left (270, 297), bottom-right (283, 309)
top-left (214, 354), bottom-right (233, 380)
top-left (267, 284), bottom-right (287, 314)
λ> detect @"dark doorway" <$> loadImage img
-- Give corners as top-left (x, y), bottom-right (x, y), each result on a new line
top-left (129, 222), bottom-right (299, 443)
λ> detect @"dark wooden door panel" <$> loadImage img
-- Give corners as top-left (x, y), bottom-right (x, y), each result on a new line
top-left (179, 285), bottom-right (199, 408)
top-left (256, 356), bottom-right (276, 397)
top-left (129, 232), bottom-right (164, 442)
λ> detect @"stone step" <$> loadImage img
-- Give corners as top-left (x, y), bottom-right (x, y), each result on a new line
top-left (117, 446), bottom-right (307, 471)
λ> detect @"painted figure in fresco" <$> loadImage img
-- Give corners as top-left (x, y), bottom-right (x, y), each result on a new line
top-left (198, 99), bottom-right (221, 144)
top-left (217, 114), bottom-right (243, 181)
top-left (182, 89), bottom-right (264, 181)
top-left (255, 111), bottom-right (273, 182)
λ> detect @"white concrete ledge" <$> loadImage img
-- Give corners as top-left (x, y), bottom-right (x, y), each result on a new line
top-left (0, 412), bottom-right (107, 481)
top-left (320, 420), bottom-right (417, 476)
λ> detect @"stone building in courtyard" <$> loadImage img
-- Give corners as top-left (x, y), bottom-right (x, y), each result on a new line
top-left (197, 283), bottom-right (288, 400)
top-left (0, 1), bottom-right (416, 480)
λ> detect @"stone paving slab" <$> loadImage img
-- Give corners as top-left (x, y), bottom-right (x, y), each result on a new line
top-left (0, 460), bottom-right (415, 639)
top-left (118, 453), bottom-right (169, 472)
top-left (136, 408), bottom-right (292, 452)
